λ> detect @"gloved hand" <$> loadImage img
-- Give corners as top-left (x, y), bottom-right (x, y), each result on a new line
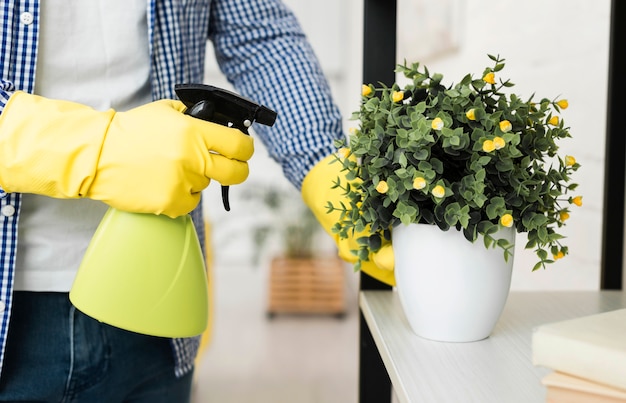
top-left (0, 92), bottom-right (254, 217)
top-left (302, 153), bottom-right (395, 286)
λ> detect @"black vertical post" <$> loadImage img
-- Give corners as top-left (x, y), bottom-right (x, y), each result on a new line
top-left (601, 0), bottom-right (625, 290)
top-left (359, 1), bottom-right (396, 402)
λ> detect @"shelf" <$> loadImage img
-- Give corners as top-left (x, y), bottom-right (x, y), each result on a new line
top-left (360, 290), bottom-right (626, 402)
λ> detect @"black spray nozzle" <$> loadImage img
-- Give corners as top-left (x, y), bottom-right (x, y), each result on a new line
top-left (174, 83), bottom-right (277, 211)
top-left (175, 83), bottom-right (276, 133)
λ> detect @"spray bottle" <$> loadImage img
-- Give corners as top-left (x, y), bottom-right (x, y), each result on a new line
top-left (69, 84), bottom-right (277, 337)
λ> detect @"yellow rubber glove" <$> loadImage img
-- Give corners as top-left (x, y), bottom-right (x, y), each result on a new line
top-left (302, 153), bottom-right (395, 286)
top-left (0, 92), bottom-right (254, 217)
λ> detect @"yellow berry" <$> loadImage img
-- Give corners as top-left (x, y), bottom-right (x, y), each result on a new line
top-left (482, 139), bottom-right (495, 153)
top-left (392, 91), bottom-right (404, 103)
top-left (499, 120), bottom-right (512, 133)
top-left (362, 85), bottom-right (372, 97)
top-left (500, 214), bottom-right (514, 227)
top-left (493, 136), bottom-right (506, 150)
top-left (431, 117), bottom-right (444, 130)
top-left (413, 177), bottom-right (426, 190)
top-left (466, 109), bottom-right (476, 121)
top-left (432, 185), bottom-right (445, 198)
top-left (376, 180), bottom-right (389, 194)
top-left (483, 72), bottom-right (496, 84)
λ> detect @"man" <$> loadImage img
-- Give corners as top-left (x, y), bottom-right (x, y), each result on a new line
top-left (0, 1), bottom-right (392, 401)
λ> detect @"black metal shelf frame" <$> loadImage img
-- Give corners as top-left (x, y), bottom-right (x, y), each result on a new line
top-left (601, 0), bottom-right (625, 290)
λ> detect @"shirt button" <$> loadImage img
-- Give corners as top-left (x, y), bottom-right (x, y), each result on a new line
top-left (20, 12), bottom-right (34, 25)
top-left (0, 301), bottom-right (5, 313)
top-left (1, 205), bottom-right (16, 217)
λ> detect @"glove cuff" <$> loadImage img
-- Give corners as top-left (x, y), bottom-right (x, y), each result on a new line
top-left (0, 92), bottom-right (114, 197)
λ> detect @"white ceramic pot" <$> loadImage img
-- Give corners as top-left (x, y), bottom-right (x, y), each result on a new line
top-left (393, 223), bottom-right (515, 342)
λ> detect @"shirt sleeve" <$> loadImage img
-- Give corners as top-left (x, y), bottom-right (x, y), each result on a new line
top-left (0, 80), bottom-right (15, 111)
top-left (208, 0), bottom-right (345, 189)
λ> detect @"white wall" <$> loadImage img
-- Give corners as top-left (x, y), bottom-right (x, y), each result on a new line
top-left (203, 0), bottom-right (612, 290)
top-left (396, 0), bottom-right (610, 290)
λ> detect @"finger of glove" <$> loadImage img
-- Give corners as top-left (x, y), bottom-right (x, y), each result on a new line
top-left (164, 99), bottom-right (188, 113)
top-left (91, 166), bottom-right (206, 218)
top-left (160, 191), bottom-right (202, 218)
top-left (201, 154), bottom-right (250, 187)
top-left (192, 118), bottom-right (255, 162)
top-left (135, 100), bottom-right (254, 162)
top-left (371, 243), bottom-right (394, 272)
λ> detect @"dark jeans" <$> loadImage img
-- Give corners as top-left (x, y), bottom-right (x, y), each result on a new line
top-left (0, 292), bottom-right (193, 402)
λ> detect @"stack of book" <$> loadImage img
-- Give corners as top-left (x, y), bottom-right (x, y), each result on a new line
top-left (532, 308), bottom-right (626, 402)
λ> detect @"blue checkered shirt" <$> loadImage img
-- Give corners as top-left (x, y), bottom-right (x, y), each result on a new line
top-left (0, 0), bottom-right (343, 377)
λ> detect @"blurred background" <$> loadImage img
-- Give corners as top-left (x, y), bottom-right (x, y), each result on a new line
top-left (192, 0), bottom-right (611, 401)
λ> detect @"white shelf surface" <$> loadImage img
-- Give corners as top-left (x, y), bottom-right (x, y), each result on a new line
top-left (360, 290), bottom-right (626, 403)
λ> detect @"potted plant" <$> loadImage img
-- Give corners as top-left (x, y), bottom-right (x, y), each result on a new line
top-left (243, 184), bottom-right (346, 318)
top-left (328, 55), bottom-right (582, 340)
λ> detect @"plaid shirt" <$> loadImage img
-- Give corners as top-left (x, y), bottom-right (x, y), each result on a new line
top-left (0, 0), bottom-right (342, 377)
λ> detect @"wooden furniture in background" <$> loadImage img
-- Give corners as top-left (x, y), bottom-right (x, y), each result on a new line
top-left (267, 256), bottom-right (346, 318)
